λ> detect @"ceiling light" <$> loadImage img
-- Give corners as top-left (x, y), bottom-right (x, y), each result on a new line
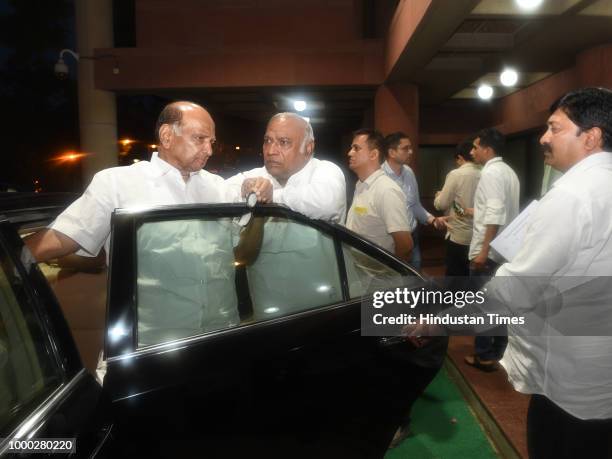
top-left (293, 100), bottom-right (307, 112)
top-left (515, 0), bottom-right (543, 11)
top-left (477, 84), bottom-right (494, 100)
top-left (500, 68), bottom-right (519, 87)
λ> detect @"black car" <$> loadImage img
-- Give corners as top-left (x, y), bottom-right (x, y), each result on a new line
top-left (0, 196), bottom-right (438, 458)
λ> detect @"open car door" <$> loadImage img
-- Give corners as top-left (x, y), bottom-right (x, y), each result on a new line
top-left (103, 203), bottom-right (429, 458)
top-left (0, 217), bottom-right (112, 458)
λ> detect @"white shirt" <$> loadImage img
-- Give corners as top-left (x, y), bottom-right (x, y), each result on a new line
top-left (469, 157), bottom-right (520, 262)
top-left (51, 153), bottom-right (241, 361)
top-left (345, 169), bottom-right (412, 253)
top-left (497, 152), bottom-right (612, 420)
top-left (51, 152), bottom-right (235, 256)
top-left (226, 157), bottom-right (347, 223)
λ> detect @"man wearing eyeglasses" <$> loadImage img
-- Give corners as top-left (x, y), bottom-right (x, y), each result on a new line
top-left (227, 112), bottom-right (346, 223)
top-left (382, 132), bottom-right (442, 271)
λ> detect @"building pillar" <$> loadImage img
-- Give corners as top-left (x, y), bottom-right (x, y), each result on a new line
top-left (374, 83), bottom-right (419, 162)
top-left (75, 0), bottom-right (118, 185)
top-left (576, 44), bottom-right (612, 88)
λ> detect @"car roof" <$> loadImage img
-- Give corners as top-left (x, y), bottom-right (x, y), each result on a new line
top-left (0, 192), bottom-right (77, 230)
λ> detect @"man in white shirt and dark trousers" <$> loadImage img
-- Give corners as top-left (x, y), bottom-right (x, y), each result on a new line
top-left (497, 87), bottom-right (612, 458)
top-left (382, 132), bottom-right (439, 271)
top-left (465, 128), bottom-right (520, 371)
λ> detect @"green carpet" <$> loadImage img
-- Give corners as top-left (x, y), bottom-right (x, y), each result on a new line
top-left (385, 367), bottom-right (498, 459)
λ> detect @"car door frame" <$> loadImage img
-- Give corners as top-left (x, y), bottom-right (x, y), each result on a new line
top-left (104, 202), bottom-right (420, 360)
top-left (102, 203), bottom-right (423, 455)
top-left (0, 217), bottom-right (112, 457)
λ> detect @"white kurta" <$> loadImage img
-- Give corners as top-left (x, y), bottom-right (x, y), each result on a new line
top-left (51, 152), bottom-right (240, 347)
top-left (497, 151), bottom-right (612, 420)
top-left (226, 157), bottom-right (347, 224)
top-left (51, 152), bottom-right (235, 256)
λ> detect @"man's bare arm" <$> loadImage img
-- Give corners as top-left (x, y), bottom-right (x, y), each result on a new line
top-left (471, 224), bottom-right (499, 271)
top-left (24, 229), bottom-right (80, 263)
top-left (56, 251), bottom-right (106, 272)
top-left (391, 231), bottom-right (414, 264)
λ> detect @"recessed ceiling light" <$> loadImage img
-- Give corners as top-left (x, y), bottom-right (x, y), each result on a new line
top-left (500, 68), bottom-right (519, 87)
top-left (477, 84), bottom-right (494, 100)
top-left (515, 0), bottom-right (543, 11)
top-left (293, 100), bottom-right (307, 112)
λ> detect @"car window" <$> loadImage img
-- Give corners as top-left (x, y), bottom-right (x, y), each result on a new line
top-left (136, 217), bottom-right (240, 347)
top-left (244, 216), bottom-right (342, 321)
top-left (135, 215), bottom-right (343, 348)
top-left (342, 244), bottom-right (416, 298)
top-left (0, 245), bottom-right (62, 435)
top-left (21, 227), bottom-right (107, 374)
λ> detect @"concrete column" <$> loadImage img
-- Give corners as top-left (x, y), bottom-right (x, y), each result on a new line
top-left (576, 44), bottom-right (612, 87)
top-left (75, 0), bottom-right (118, 185)
top-left (374, 83), bottom-right (419, 160)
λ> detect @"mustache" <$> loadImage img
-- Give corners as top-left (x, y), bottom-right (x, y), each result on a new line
top-left (541, 143), bottom-right (552, 154)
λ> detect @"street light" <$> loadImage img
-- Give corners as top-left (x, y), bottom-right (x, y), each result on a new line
top-left (51, 151), bottom-right (88, 163)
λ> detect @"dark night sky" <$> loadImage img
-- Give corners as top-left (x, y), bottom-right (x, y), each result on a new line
top-left (0, 0), bottom-right (282, 191)
top-left (0, 0), bottom-right (358, 192)
top-left (1, 0), bottom-right (82, 192)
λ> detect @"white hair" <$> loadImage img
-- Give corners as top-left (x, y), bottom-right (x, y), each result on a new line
top-left (172, 122), bottom-right (183, 136)
top-left (269, 112), bottom-right (315, 151)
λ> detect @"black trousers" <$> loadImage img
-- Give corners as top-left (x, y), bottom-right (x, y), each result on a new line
top-left (444, 239), bottom-right (470, 278)
top-left (527, 394), bottom-right (612, 459)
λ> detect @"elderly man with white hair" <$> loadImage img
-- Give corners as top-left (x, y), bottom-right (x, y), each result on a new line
top-left (227, 113), bottom-right (347, 323)
top-left (228, 112), bottom-right (346, 223)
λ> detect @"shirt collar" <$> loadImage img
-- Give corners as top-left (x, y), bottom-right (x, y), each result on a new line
top-left (265, 157), bottom-right (315, 189)
top-left (482, 156), bottom-right (503, 170)
top-left (382, 160), bottom-right (403, 178)
top-left (553, 151), bottom-right (612, 189)
top-left (360, 168), bottom-right (385, 187)
top-left (150, 151), bottom-right (200, 179)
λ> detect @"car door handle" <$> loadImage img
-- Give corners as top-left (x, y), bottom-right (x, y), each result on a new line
top-left (378, 336), bottom-right (405, 348)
